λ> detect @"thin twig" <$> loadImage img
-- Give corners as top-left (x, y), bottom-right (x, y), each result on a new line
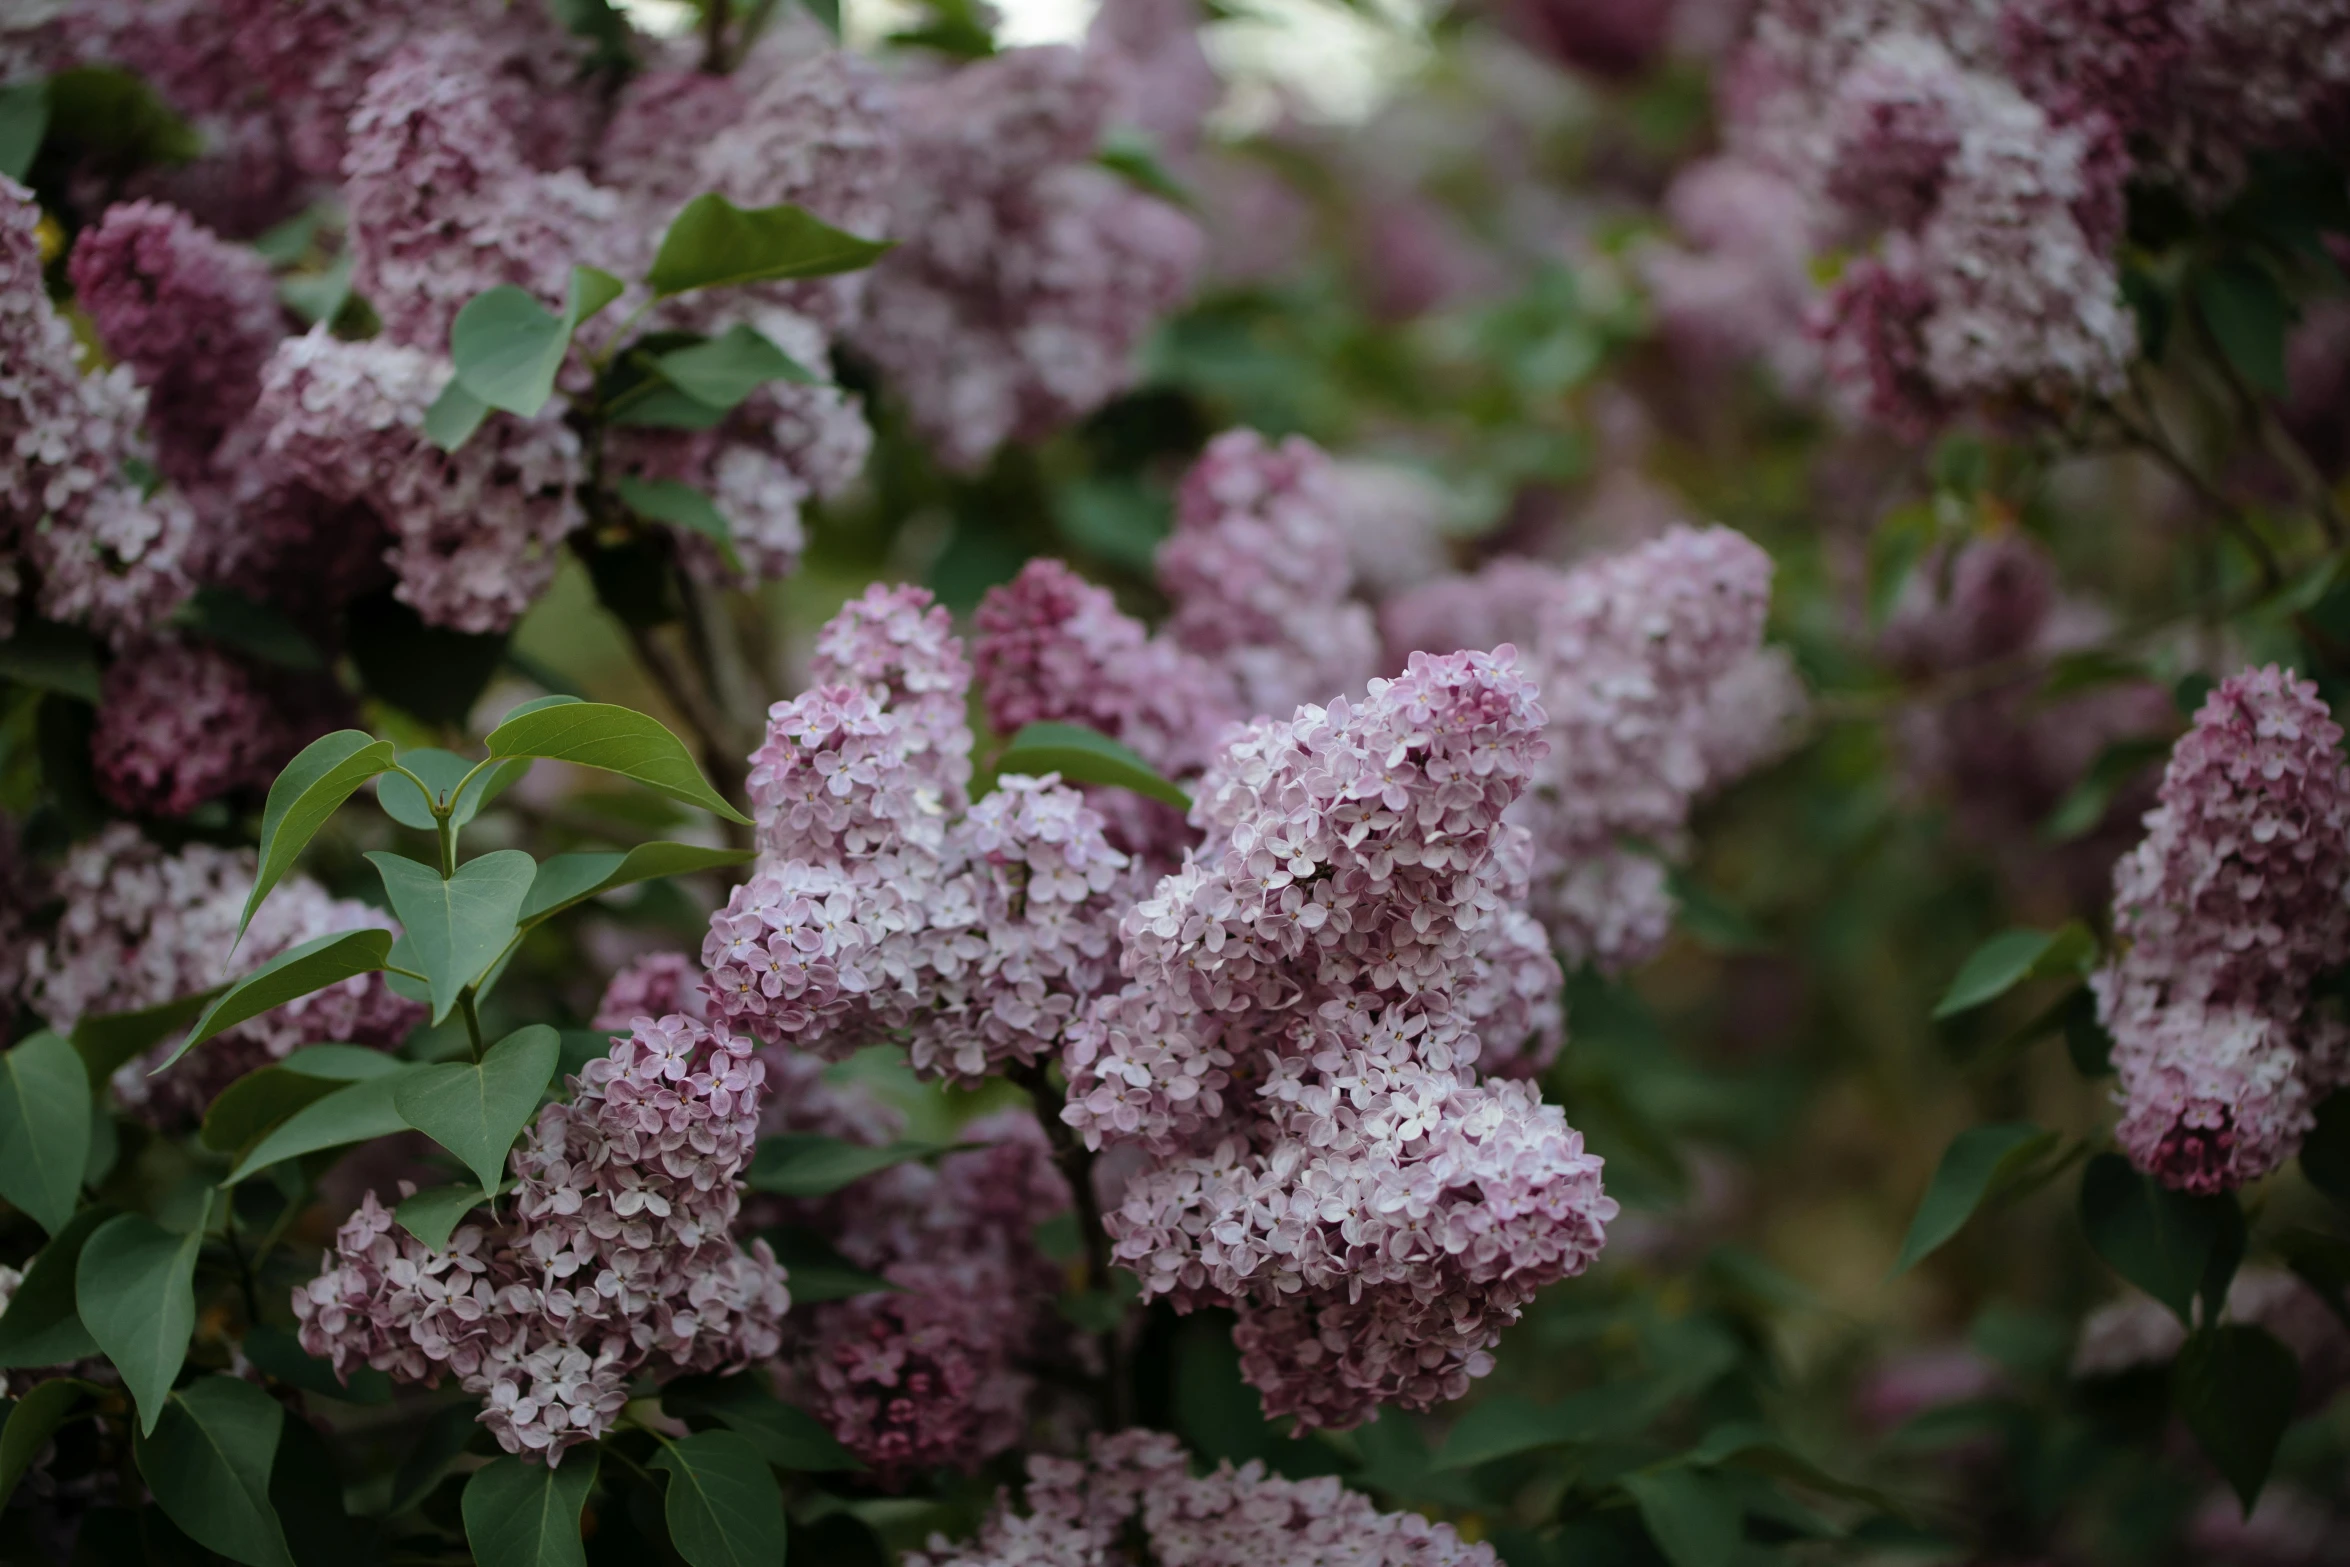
top-left (701, 0), bottom-right (731, 72)
top-left (1010, 1062), bottom-right (1133, 1430)
top-left (624, 619), bottom-right (753, 847)
top-left (2111, 386), bottom-right (2284, 593)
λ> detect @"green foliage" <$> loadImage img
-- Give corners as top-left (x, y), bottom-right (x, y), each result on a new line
top-left (2174, 1325), bottom-right (2300, 1513)
top-left (166, 928), bottom-right (396, 1070)
top-left (743, 1134), bottom-right (956, 1197)
top-left (652, 1430), bottom-right (788, 1567)
top-left (240, 730), bottom-right (398, 938)
top-left (1621, 1467), bottom-right (1742, 1567)
top-left (394, 1181), bottom-right (498, 1252)
top-left (197, 1065), bottom-right (342, 1156)
top-left (993, 721), bottom-right (1192, 809)
top-left (652, 324), bottom-right (821, 407)
top-left (0, 1031), bottom-right (90, 1235)
top-left (170, 588), bottom-right (324, 670)
top-left (519, 842), bottom-right (754, 925)
top-left (392, 1024), bottom-right (561, 1194)
top-left (0, 80), bottom-right (47, 182)
top-left (225, 1067), bottom-right (422, 1185)
top-left (1932, 923), bottom-right (2096, 1019)
top-left (464, 1450), bottom-right (598, 1567)
top-left (616, 477), bottom-right (745, 573)
top-left (71, 991), bottom-right (217, 1087)
top-left (0, 617), bottom-right (103, 703)
top-left (0, 1206), bottom-right (108, 1369)
top-left (486, 700), bottom-right (752, 824)
top-left (1894, 1123), bottom-right (2061, 1271)
top-left (134, 1376), bottom-right (296, 1567)
top-left (75, 1207), bottom-right (207, 1434)
top-left (2191, 257), bottom-right (2296, 396)
top-left (648, 192), bottom-right (893, 297)
top-left (0, 1378), bottom-right (97, 1510)
top-left (2079, 1153), bottom-right (2245, 1322)
top-left (367, 849), bottom-right (535, 1021)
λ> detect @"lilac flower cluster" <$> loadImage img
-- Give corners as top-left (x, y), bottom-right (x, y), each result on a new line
top-left (1064, 648), bottom-right (1613, 1427)
top-left (779, 1111), bottom-right (1077, 1483)
top-left (1, 179), bottom-right (195, 646)
top-left (851, 45), bottom-right (1204, 471)
top-left (22, 824), bottom-right (421, 1125)
top-left (2094, 666), bottom-right (2350, 1192)
top-left (294, 1013), bottom-right (790, 1461)
top-left (707, 585), bottom-right (1139, 1084)
top-left (907, 1428), bottom-right (1499, 1567)
top-left (89, 637), bottom-right (345, 819)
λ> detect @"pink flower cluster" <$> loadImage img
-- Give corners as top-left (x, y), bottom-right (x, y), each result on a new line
top-left (851, 45), bottom-right (1204, 471)
top-left (1, 179), bottom-right (196, 646)
top-left (707, 585), bottom-right (1139, 1084)
top-left (780, 1112), bottom-right (1077, 1484)
top-left (294, 1013), bottom-right (791, 1461)
top-left (90, 638), bottom-right (345, 819)
top-left (1064, 648), bottom-right (1613, 1427)
top-left (907, 1428), bottom-right (1499, 1567)
top-left (2094, 667), bottom-right (2350, 1192)
top-left (21, 824), bottom-right (421, 1125)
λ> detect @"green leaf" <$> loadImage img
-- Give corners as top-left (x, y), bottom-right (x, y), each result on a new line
top-left (2079, 1151), bottom-right (2237, 1322)
top-left (666, 1374), bottom-right (860, 1471)
top-left (1932, 923), bottom-right (2095, 1019)
top-left (0, 618), bottom-right (103, 702)
top-left (2042, 736), bottom-right (2172, 843)
top-left (390, 1399), bottom-right (487, 1516)
top-left (2300, 1091), bottom-right (2350, 1204)
top-left (135, 1376), bottom-right (296, 1567)
top-left (0, 79), bottom-right (48, 183)
top-left (424, 377), bottom-right (491, 452)
top-left (2193, 257), bottom-right (2296, 397)
top-left (378, 748), bottom-right (530, 833)
top-left (280, 253), bottom-right (352, 327)
top-left (654, 324), bottom-right (822, 409)
top-left (198, 1066), bottom-right (344, 1156)
top-left (162, 928), bottom-right (395, 1072)
top-left (1893, 1123), bottom-right (2060, 1273)
top-left (571, 264), bottom-right (625, 328)
top-left (449, 284), bottom-right (572, 417)
top-left (278, 1043), bottom-right (407, 1081)
top-left (2, 1379), bottom-right (99, 1510)
top-left (464, 1449), bottom-right (597, 1567)
top-left (170, 587), bottom-right (324, 671)
top-left (396, 1181), bottom-right (498, 1253)
top-left (486, 701), bottom-right (751, 825)
top-left (366, 851), bottom-right (536, 1022)
top-left (71, 991), bottom-right (218, 1089)
top-left (608, 382), bottom-right (736, 430)
top-left (994, 722), bottom-right (1191, 810)
top-left (241, 1322), bottom-right (391, 1406)
top-left (2175, 1325), bottom-right (2300, 1514)
top-left (762, 1228), bottom-right (898, 1304)
top-left (0, 1031), bottom-right (91, 1236)
top-left (652, 1430), bottom-right (786, 1567)
top-left (393, 1025), bottom-right (561, 1194)
top-left (76, 1207), bottom-right (208, 1435)
top-left (615, 477), bottom-right (743, 573)
top-left (521, 842), bottom-right (755, 925)
top-left (225, 1067), bottom-right (424, 1185)
top-left (1431, 1383), bottom-right (1670, 1469)
top-left (242, 730), bottom-right (398, 939)
top-left (0, 1206), bottom-right (110, 1368)
top-left (1096, 127), bottom-right (1192, 206)
top-left (743, 1136), bottom-right (951, 1198)
top-left (1622, 1467), bottom-right (1741, 1567)
top-left (648, 192), bottom-right (893, 297)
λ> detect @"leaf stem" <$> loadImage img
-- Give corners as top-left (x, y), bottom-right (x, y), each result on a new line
top-left (1009, 1061), bottom-right (1132, 1429)
top-left (459, 990), bottom-right (486, 1064)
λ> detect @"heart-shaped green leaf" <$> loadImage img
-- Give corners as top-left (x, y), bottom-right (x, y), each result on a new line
top-left (614, 477), bottom-right (743, 573)
top-left (2175, 1324), bottom-right (2300, 1514)
top-left (394, 1026), bottom-right (561, 1195)
top-left (0, 1205), bottom-right (111, 1368)
top-left (449, 284), bottom-right (572, 417)
top-left (367, 851), bottom-right (536, 1022)
top-left (0, 1031), bottom-right (91, 1235)
top-left (648, 192), bottom-right (891, 297)
top-left (241, 731), bottom-right (396, 940)
top-left (162, 928), bottom-right (395, 1072)
top-left (486, 701), bottom-right (750, 825)
top-left (1894, 1123), bottom-right (2060, 1272)
top-left (570, 264), bottom-right (625, 327)
top-left (743, 1136), bottom-right (953, 1198)
top-left (0, 1377), bottom-right (100, 1511)
top-left (1932, 923), bottom-right (2096, 1020)
top-left (225, 1067), bottom-right (424, 1185)
top-left (390, 1400), bottom-right (488, 1518)
top-left (464, 1449), bottom-right (597, 1567)
top-left (993, 722), bottom-right (1191, 810)
top-left (396, 1181), bottom-right (500, 1253)
top-left (424, 375), bottom-right (490, 452)
top-left (652, 1429), bottom-right (786, 1567)
top-left (521, 842), bottom-right (754, 926)
top-left (135, 1375), bottom-right (296, 1567)
top-left (376, 748), bottom-right (514, 832)
top-left (77, 1206), bottom-right (209, 1434)
top-left (653, 324), bottom-right (821, 409)
top-left (1621, 1466), bottom-right (1741, 1567)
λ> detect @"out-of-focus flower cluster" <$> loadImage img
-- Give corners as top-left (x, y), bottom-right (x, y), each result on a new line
top-left (23, 823), bottom-right (420, 1126)
top-left (705, 584), bottom-right (1141, 1085)
top-left (907, 1428), bottom-right (1501, 1567)
top-left (294, 1011), bottom-right (790, 1462)
top-left (1065, 647), bottom-right (1615, 1429)
top-left (2094, 666), bottom-right (2350, 1192)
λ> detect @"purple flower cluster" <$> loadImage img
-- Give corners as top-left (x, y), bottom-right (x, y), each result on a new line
top-left (2094, 666), bottom-right (2350, 1192)
top-left (780, 1111), bottom-right (1077, 1484)
top-left (907, 1428), bottom-right (1499, 1567)
top-left (1065, 648), bottom-right (1612, 1427)
top-left (1160, 430), bottom-right (1382, 721)
top-left (90, 637), bottom-right (345, 818)
top-left (851, 45), bottom-right (1204, 471)
top-left (593, 952), bottom-right (709, 1032)
top-left (707, 585), bottom-right (1138, 1084)
top-left (1, 179), bottom-right (195, 646)
top-left (22, 825), bottom-right (421, 1125)
top-left (294, 1013), bottom-right (790, 1461)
